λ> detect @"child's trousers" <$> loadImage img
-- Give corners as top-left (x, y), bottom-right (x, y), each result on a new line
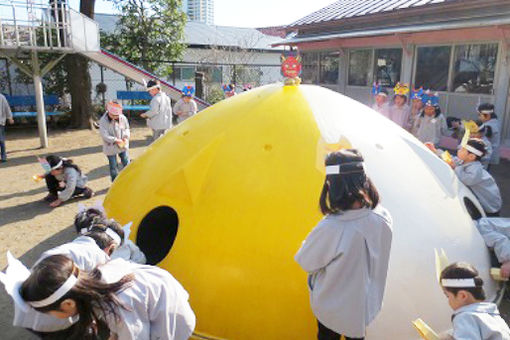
top-left (317, 321), bottom-right (364, 340)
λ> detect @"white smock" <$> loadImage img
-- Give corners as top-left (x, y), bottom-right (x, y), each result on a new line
top-left (99, 259), bottom-right (195, 340)
top-left (145, 92), bottom-right (172, 131)
top-left (476, 218), bottom-right (510, 263)
top-left (452, 302), bottom-right (510, 339)
top-left (13, 236), bottom-right (109, 331)
top-left (110, 239), bottom-right (147, 264)
top-left (454, 161), bottom-right (502, 213)
top-left (295, 206), bottom-right (393, 338)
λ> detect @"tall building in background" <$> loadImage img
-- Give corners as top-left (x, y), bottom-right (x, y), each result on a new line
top-left (182, 0), bottom-right (214, 25)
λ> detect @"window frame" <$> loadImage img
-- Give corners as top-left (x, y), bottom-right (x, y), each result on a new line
top-left (411, 41), bottom-right (501, 97)
top-left (347, 48), bottom-right (374, 88)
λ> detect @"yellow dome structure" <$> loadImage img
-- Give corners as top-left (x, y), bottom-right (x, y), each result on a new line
top-left (104, 83), bottom-right (496, 339)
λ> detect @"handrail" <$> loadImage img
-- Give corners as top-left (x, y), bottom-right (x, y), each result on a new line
top-left (0, 0), bottom-right (72, 49)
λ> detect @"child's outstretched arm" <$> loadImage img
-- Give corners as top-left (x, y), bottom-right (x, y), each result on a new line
top-left (477, 218), bottom-right (510, 266)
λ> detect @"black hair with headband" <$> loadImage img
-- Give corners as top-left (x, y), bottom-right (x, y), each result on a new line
top-left (465, 138), bottom-right (487, 161)
top-left (20, 255), bottom-right (133, 340)
top-left (319, 149), bottom-right (380, 214)
top-left (478, 103), bottom-right (497, 119)
top-left (46, 155), bottom-right (82, 175)
top-left (74, 209), bottom-right (106, 235)
top-left (440, 262), bottom-right (485, 300)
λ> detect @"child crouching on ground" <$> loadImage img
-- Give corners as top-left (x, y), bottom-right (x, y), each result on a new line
top-left (439, 262), bottom-right (510, 339)
top-left (451, 138), bottom-right (502, 216)
top-left (43, 155), bottom-right (94, 208)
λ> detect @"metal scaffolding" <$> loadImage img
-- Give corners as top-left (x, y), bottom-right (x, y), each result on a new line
top-left (0, 0), bottom-right (99, 148)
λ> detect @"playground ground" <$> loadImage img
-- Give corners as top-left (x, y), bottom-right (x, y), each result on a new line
top-left (0, 124), bottom-right (509, 338)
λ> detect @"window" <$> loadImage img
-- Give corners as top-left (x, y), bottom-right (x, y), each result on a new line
top-left (197, 66), bottom-right (223, 84)
top-left (374, 48), bottom-right (402, 88)
top-left (301, 52), bottom-right (319, 84)
top-left (452, 43), bottom-right (498, 94)
top-left (174, 66), bottom-right (195, 81)
top-left (415, 46), bottom-right (451, 91)
top-left (348, 50), bottom-right (371, 86)
top-left (319, 51), bottom-right (339, 84)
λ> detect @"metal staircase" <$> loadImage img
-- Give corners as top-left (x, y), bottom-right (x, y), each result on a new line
top-left (0, 0), bottom-right (99, 147)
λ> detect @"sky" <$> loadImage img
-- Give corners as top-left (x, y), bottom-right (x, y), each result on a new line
top-left (68, 0), bottom-right (337, 28)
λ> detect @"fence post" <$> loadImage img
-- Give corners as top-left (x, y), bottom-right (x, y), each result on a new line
top-left (172, 62), bottom-right (176, 86)
top-left (195, 72), bottom-right (204, 99)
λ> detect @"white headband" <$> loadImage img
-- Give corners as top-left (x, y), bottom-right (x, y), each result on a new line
top-left (29, 273), bottom-right (78, 308)
top-left (464, 145), bottom-right (484, 157)
top-left (326, 165), bottom-right (340, 175)
top-left (441, 278), bottom-right (476, 288)
top-left (376, 92), bottom-right (387, 97)
top-left (326, 162), bottom-right (365, 175)
top-left (105, 228), bottom-right (121, 245)
top-left (147, 85), bottom-right (160, 91)
top-left (479, 110), bottom-right (493, 115)
top-left (50, 160), bottom-right (63, 170)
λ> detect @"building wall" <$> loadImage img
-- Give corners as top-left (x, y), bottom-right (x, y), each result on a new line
top-left (183, 0), bottom-right (214, 25)
top-left (299, 37), bottom-right (510, 144)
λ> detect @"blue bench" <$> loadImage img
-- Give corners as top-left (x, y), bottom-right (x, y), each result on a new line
top-left (5, 95), bottom-right (66, 118)
top-left (116, 91), bottom-right (151, 111)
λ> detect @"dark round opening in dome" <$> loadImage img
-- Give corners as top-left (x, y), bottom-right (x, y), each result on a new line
top-left (136, 206), bottom-right (179, 265)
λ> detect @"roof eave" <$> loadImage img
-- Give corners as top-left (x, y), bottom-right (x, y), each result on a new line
top-left (285, 0), bottom-right (505, 32)
top-left (273, 15), bottom-right (510, 47)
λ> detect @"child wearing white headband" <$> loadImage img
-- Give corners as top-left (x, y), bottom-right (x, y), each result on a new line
top-left (450, 138), bottom-right (502, 217)
top-left (439, 262), bottom-right (510, 339)
top-left (477, 103), bottom-right (501, 168)
top-left (18, 254), bottom-right (195, 340)
top-left (295, 149), bottom-right (393, 340)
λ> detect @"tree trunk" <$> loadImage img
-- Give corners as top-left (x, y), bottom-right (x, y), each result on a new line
top-left (65, 0), bottom-right (95, 128)
top-left (66, 55), bottom-right (92, 128)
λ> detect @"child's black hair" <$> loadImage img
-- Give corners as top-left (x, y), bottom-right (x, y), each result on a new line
top-left (441, 262), bottom-right (485, 300)
top-left (420, 105), bottom-right (441, 118)
top-left (466, 138), bottom-right (487, 160)
top-left (319, 149), bottom-right (379, 214)
top-left (46, 155), bottom-right (82, 174)
top-left (88, 219), bottom-right (124, 246)
top-left (393, 94), bottom-right (408, 104)
top-left (20, 255), bottom-right (133, 340)
top-left (478, 103), bottom-right (497, 119)
top-left (74, 208), bottom-right (106, 235)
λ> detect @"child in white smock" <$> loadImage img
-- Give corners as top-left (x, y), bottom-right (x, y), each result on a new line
top-left (19, 255), bottom-right (195, 340)
top-left (478, 103), bottom-right (501, 168)
top-left (413, 91), bottom-right (448, 147)
top-left (439, 262), bottom-right (510, 340)
top-left (451, 138), bottom-right (502, 216)
top-left (295, 149), bottom-right (393, 340)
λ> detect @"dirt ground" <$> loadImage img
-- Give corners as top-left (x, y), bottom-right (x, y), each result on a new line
top-left (0, 124), bottom-right (509, 339)
top-left (0, 123), bottom-right (152, 339)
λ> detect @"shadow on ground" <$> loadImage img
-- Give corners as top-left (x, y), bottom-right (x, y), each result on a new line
top-left (1, 138), bottom-right (148, 168)
top-left (0, 226), bottom-right (76, 340)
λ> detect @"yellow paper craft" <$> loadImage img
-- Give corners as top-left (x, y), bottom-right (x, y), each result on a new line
top-left (435, 248), bottom-right (449, 282)
top-left (461, 120), bottom-right (478, 147)
top-left (441, 151), bottom-right (452, 165)
top-left (490, 268), bottom-right (509, 282)
top-left (412, 319), bottom-right (440, 340)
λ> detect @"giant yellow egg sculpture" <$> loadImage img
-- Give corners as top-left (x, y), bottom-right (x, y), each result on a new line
top-left (104, 84), bottom-right (497, 339)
